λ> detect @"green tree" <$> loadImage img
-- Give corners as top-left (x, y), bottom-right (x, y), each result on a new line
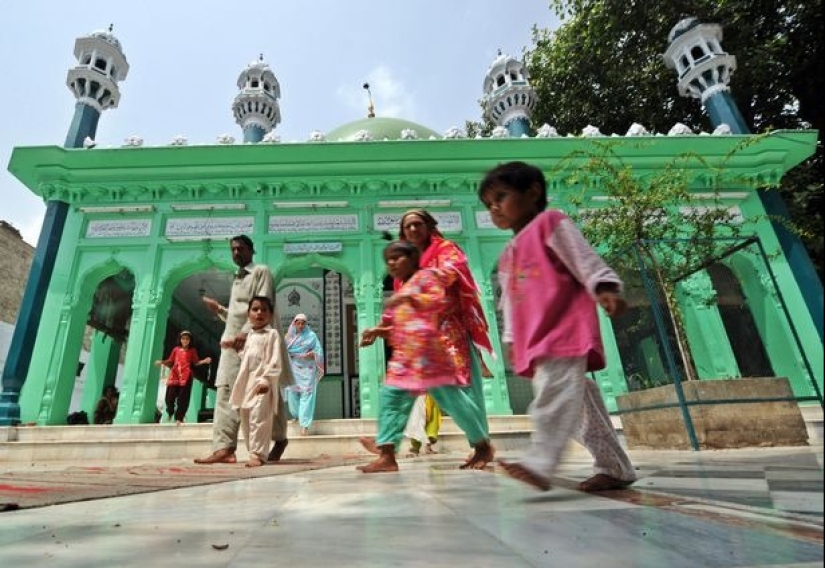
top-left (523, 0), bottom-right (823, 277)
top-left (559, 140), bottom-right (754, 383)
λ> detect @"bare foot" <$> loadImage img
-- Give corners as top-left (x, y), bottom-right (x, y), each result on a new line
top-left (245, 456), bottom-right (264, 468)
top-left (357, 455), bottom-right (399, 473)
top-left (405, 448), bottom-right (420, 458)
top-left (460, 441), bottom-right (494, 470)
top-left (578, 474), bottom-right (634, 492)
top-left (194, 449), bottom-right (236, 464)
top-left (359, 436), bottom-right (380, 455)
top-left (498, 459), bottom-right (551, 491)
top-left (424, 443), bottom-right (438, 455)
top-left (300, 427), bottom-right (309, 436)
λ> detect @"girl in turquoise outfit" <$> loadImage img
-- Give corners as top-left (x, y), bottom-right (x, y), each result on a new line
top-left (357, 240), bottom-right (493, 474)
top-left (284, 314), bottom-right (325, 435)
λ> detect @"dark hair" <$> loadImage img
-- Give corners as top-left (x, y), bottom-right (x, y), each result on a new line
top-left (231, 234), bottom-right (255, 253)
top-left (478, 161), bottom-right (548, 210)
top-left (398, 209), bottom-right (443, 241)
top-left (384, 240), bottom-right (420, 264)
top-left (248, 295), bottom-right (273, 312)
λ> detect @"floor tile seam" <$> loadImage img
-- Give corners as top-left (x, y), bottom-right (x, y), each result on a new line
top-left (595, 481), bottom-right (825, 528)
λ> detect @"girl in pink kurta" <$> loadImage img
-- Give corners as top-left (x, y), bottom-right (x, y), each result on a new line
top-left (230, 296), bottom-right (294, 467)
top-left (478, 160), bottom-right (636, 492)
top-left (356, 241), bottom-right (493, 474)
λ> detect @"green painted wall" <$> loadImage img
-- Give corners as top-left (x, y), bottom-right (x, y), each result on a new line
top-left (7, 131), bottom-right (822, 424)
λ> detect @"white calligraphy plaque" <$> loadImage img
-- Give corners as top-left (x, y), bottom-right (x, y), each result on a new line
top-left (165, 217), bottom-right (254, 237)
top-left (269, 214), bottom-right (359, 234)
top-left (87, 219), bottom-right (152, 238)
top-left (373, 211), bottom-right (462, 232)
top-left (284, 242), bottom-right (344, 255)
top-left (475, 210), bottom-right (497, 229)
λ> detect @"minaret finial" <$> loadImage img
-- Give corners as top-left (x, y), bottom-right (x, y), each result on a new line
top-left (497, 48), bottom-right (502, 56)
top-left (109, 23), bottom-right (114, 32)
top-left (363, 82), bottom-right (375, 118)
top-left (259, 53), bottom-right (264, 61)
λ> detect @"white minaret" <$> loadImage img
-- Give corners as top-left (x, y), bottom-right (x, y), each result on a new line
top-left (662, 17), bottom-right (747, 133)
top-left (481, 50), bottom-right (537, 137)
top-left (232, 56), bottom-right (281, 143)
top-left (64, 25), bottom-right (129, 148)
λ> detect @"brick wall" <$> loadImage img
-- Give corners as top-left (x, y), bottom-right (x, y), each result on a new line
top-left (0, 221), bottom-right (34, 324)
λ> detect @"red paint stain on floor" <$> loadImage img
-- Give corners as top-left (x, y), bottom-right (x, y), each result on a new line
top-left (0, 484), bottom-right (56, 494)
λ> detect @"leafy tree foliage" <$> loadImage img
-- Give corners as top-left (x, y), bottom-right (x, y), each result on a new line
top-left (559, 139), bottom-right (754, 382)
top-left (523, 0), bottom-right (823, 277)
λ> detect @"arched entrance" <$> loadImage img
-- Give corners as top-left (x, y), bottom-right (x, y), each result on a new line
top-left (276, 256), bottom-right (359, 418)
top-left (70, 269), bottom-right (135, 424)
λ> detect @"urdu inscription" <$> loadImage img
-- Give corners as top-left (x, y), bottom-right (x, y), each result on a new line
top-left (86, 219), bottom-right (152, 238)
top-left (165, 217), bottom-right (255, 237)
top-left (373, 211), bottom-right (463, 232)
top-left (269, 214), bottom-right (359, 233)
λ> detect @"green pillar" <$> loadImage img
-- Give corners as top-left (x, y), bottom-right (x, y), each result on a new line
top-left (355, 279), bottom-right (382, 418)
top-left (117, 275), bottom-right (164, 423)
top-left (18, 215), bottom-right (86, 425)
top-left (186, 380), bottom-right (204, 423)
top-left (678, 273), bottom-right (740, 380)
top-left (466, 259), bottom-right (512, 415)
top-left (355, 238), bottom-right (383, 419)
top-left (594, 310), bottom-right (628, 412)
top-left (638, 337), bottom-right (667, 384)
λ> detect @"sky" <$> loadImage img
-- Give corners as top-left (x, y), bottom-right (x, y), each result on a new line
top-left (1, 1), bottom-right (560, 246)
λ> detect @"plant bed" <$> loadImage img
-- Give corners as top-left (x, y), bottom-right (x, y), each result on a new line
top-left (616, 377), bottom-right (809, 450)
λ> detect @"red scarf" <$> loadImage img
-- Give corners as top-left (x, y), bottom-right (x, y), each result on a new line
top-left (394, 236), bottom-right (493, 354)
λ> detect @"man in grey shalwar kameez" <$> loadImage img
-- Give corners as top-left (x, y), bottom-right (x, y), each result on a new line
top-left (195, 235), bottom-right (291, 464)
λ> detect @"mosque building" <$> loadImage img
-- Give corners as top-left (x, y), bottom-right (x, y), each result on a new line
top-left (1, 19), bottom-right (821, 430)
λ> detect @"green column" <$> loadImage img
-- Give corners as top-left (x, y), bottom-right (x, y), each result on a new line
top-left (187, 381), bottom-right (204, 423)
top-left (471, 270), bottom-right (513, 415)
top-left (463, 230), bottom-right (512, 416)
top-left (594, 310), bottom-right (628, 412)
top-left (355, 238), bottom-right (383, 418)
top-left (18, 215), bottom-right (85, 425)
top-left (355, 280), bottom-right (382, 418)
top-left (678, 272), bottom-right (740, 380)
top-left (117, 275), bottom-right (164, 423)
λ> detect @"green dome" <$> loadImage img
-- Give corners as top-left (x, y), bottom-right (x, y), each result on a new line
top-left (326, 117), bottom-right (440, 141)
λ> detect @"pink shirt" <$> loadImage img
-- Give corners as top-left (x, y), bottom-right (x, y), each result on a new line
top-left (383, 268), bottom-right (466, 392)
top-left (498, 210), bottom-right (622, 377)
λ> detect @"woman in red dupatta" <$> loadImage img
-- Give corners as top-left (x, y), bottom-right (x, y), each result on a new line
top-left (360, 209), bottom-right (495, 469)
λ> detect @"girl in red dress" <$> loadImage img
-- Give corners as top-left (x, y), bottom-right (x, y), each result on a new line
top-left (155, 331), bottom-right (212, 424)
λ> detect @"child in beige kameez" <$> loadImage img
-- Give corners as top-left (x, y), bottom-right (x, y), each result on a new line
top-left (230, 296), bottom-right (293, 467)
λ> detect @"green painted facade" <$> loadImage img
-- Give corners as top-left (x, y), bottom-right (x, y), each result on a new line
top-left (7, 129), bottom-right (822, 424)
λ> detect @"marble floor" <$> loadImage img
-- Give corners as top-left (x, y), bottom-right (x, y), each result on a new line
top-left (0, 446), bottom-right (822, 568)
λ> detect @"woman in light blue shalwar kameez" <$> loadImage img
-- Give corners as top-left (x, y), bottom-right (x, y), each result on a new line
top-left (284, 314), bottom-right (325, 435)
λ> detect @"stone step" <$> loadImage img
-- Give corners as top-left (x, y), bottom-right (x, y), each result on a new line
top-left (1, 408), bottom-right (818, 464)
top-left (1, 415), bottom-right (535, 443)
top-left (0, 430), bottom-right (541, 464)
top-left (0, 416), bottom-right (539, 463)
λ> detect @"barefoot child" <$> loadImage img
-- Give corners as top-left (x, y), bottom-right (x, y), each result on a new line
top-left (154, 330), bottom-right (212, 424)
top-left (229, 296), bottom-right (294, 467)
top-left (404, 393), bottom-right (441, 457)
top-left (478, 161), bottom-right (636, 492)
top-left (357, 241), bottom-right (494, 474)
